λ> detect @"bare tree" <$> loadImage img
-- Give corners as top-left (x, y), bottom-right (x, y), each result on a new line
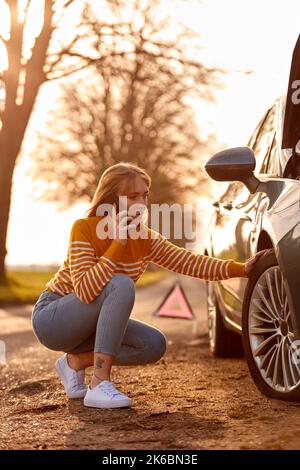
top-left (0, 0), bottom-right (95, 282)
top-left (0, 0), bottom-right (220, 280)
top-left (0, 0), bottom-right (145, 281)
top-left (29, 0), bottom-right (220, 210)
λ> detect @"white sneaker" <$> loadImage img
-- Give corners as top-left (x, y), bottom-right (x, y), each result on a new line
top-left (84, 380), bottom-right (132, 409)
top-left (55, 353), bottom-right (87, 399)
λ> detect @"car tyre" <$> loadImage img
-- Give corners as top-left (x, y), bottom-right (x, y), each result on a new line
top-left (206, 281), bottom-right (244, 358)
top-left (242, 249), bottom-right (300, 401)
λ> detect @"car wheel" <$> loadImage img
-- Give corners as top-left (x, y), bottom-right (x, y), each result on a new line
top-left (206, 281), bottom-right (243, 358)
top-left (242, 249), bottom-right (300, 401)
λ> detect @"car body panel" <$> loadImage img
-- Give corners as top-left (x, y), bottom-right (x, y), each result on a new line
top-left (205, 96), bottom-right (300, 337)
top-left (263, 179), bottom-right (300, 336)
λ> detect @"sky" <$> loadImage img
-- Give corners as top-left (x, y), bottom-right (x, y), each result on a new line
top-left (2, 0), bottom-right (300, 267)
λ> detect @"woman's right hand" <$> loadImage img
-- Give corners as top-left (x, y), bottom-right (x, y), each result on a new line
top-left (114, 205), bottom-right (134, 245)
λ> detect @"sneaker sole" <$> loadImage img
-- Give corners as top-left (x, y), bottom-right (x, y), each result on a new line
top-left (55, 359), bottom-right (87, 399)
top-left (84, 397), bottom-right (132, 409)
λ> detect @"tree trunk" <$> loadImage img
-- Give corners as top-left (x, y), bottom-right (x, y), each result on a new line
top-left (0, 0), bottom-right (53, 283)
top-left (0, 128), bottom-right (16, 283)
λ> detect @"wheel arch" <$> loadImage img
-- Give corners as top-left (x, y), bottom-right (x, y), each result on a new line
top-left (256, 230), bottom-right (275, 252)
top-left (254, 229), bottom-right (300, 340)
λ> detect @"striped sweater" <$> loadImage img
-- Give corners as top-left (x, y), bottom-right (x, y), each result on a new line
top-left (45, 216), bottom-right (247, 304)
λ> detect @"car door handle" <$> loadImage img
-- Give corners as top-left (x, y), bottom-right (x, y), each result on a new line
top-left (213, 200), bottom-right (233, 211)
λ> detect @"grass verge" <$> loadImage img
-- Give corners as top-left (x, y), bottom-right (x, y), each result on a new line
top-left (0, 268), bottom-right (168, 306)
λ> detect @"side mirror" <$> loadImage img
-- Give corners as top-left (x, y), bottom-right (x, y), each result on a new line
top-left (204, 146), bottom-right (260, 193)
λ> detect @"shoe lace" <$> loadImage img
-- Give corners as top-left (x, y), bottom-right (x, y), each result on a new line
top-left (100, 382), bottom-right (124, 398)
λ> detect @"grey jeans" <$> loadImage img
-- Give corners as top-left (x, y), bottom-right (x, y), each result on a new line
top-left (31, 274), bottom-right (167, 365)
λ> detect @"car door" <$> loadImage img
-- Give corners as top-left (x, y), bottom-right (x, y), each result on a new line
top-left (211, 106), bottom-right (277, 329)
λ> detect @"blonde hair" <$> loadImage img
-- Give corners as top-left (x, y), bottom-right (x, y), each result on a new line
top-left (85, 162), bottom-right (151, 218)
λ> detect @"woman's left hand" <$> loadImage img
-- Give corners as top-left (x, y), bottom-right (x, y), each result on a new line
top-left (244, 249), bottom-right (273, 276)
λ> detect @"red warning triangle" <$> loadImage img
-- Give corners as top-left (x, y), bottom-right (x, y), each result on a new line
top-left (153, 280), bottom-right (195, 320)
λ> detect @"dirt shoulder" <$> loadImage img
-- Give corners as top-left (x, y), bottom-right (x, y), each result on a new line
top-left (1, 272), bottom-right (300, 450)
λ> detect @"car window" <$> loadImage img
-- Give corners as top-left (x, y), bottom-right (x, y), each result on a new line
top-left (251, 106), bottom-right (276, 175)
top-left (247, 111), bottom-right (267, 148)
top-left (217, 105), bottom-right (278, 206)
top-left (282, 153), bottom-right (300, 180)
top-left (260, 133), bottom-right (278, 175)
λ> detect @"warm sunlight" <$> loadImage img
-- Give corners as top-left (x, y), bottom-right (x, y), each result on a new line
top-left (0, 1), bottom-right (43, 69)
top-left (3, 1), bottom-right (300, 450)
top-left (3, 0), bottom-right (300, 266)
top-left (0, 1), bottom-right (10, 71)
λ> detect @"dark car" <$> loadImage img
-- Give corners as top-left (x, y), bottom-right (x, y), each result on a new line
top-left (204, 95), bottom-right (300, 402)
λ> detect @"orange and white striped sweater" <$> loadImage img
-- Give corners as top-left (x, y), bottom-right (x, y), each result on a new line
top-left (44, 216), bottom-right (247, 304)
